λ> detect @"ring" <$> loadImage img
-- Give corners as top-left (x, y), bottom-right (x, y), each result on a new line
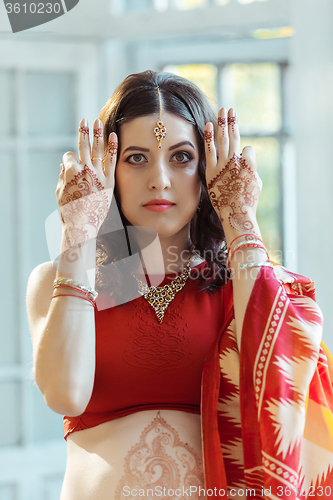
top-left (92, 157), bottom-right (103, 162)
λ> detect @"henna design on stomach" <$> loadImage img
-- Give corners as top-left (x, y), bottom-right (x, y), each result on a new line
top-left (115, 411), bottom-right (204, 499)
top-left (207, 153), bottom-right (260, 233)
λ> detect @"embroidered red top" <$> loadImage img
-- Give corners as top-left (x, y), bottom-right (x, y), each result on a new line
top-left (63, 263), bottom-right (226, 439)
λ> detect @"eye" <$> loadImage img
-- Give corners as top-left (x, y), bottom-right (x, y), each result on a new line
top-left (171, 151), bottom-right (192, 163)
top-left (126, 154), bottom-right (147, 165)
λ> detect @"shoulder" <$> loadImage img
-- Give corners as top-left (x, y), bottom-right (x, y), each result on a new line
top-left (26, 262), bottom-right (56, 317)
top-left (27, 261), bottom-right (56, 294)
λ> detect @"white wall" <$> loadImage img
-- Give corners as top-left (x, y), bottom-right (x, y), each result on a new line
top-left (291, 0), bottom-right (333, 350)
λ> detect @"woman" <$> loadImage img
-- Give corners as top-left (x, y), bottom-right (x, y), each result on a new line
top-left (27, 71), bottom-right (333, 500)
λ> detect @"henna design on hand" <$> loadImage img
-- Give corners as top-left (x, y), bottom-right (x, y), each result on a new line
top-left (218, 117), bottom-right (227, 137)
top-left (59, 165), bottom-right (109, 250)
top-left (93, 127), bottom-right (103, 145)
top-left (218, 117), bottom-right (227, 127)
top-left (115, 411), bottom-right (204, 498)
top-left (78, 125), bottom-right (89, 139)
top-left (207, 153), bottom-right (260, 233)
top-left (204, 130), bottom-right (214, 153)
top-left (59, 166), bottom-right (103, 206)
top-left (108, 141), bottom-right (118, 161)
top-left (227, 116), bottom-right (238, 132)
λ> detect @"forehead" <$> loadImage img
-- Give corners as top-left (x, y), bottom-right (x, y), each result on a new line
top-left (119, 112), bottom-right (198, 149)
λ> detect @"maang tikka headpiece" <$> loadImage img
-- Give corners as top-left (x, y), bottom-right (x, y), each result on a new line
top-left (154, 87), bottom-right (166, 148)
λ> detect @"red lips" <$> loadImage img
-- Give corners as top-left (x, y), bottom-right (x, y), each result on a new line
top-left (143, 199), bottom-right (175, 212)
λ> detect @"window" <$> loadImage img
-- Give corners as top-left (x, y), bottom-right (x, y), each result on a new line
top-left (121, 0), bottom-right (272, 13)
top-left (164, 63), bottom-right (286, 263)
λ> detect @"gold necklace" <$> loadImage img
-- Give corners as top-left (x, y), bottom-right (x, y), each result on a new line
top-left (134, 257), bottom-right (192, 324)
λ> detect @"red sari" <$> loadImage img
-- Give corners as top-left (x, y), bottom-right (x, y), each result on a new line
top-left (202, 265), bottom-right (333, 500)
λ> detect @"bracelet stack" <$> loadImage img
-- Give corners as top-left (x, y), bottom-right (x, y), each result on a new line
top-left (226, 233), bottom-right (271, 276)
top-left (229, 260), bottom-right (273, 279)
top-left (51, 278), bottom-right (98, 307)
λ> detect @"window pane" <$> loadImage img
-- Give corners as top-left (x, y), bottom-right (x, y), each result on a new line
top-left (0, 382), bottom-right (21, 446)
top-left (238, 0), bottom-right (269, 4)
top-left (0, 484), bottom-right (18, 500)
top-left (174, 0), bottom-right (208, 9)
top-left (222, 63), bottom-right (282, 134)
top-left (27, 150), bottom-right (67, 270)
top-left (163, 64), bottom-right (218, 109)
top-left (125, 0), bottom-right (154, 11)
top-left (26, 72), bottom-right (76, 137)
top-left (240, 137), bottom-right (282, 262)
top-left (0, 70), bottom-right (15, 136)
top-left (0, 151), bottom-right (19, 365)
top-left (32, 386), bottom-right (64, 442)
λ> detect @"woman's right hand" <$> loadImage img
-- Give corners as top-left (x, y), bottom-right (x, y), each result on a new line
top-left (56, 118), bottom-right (118, 249)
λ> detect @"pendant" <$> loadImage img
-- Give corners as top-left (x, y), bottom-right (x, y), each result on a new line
top-left (135, 261), bottom-right (191, 323)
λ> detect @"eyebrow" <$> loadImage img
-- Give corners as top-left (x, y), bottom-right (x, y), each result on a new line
top-left (122, 146), bottom-right (150, 154)
top-left (169, 141), bottom-right (196, 151)
top-left (122, 141), bottom-right (196, 155)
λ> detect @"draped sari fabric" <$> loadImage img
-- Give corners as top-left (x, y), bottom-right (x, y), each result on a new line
top-left (202, 266), bottom-right (333, 500)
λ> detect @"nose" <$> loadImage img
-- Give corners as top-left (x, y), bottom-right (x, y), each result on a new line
top-left (148, 160), bottom-right (171, 191)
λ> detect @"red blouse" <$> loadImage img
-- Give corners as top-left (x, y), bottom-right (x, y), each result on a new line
top-left (63, 263), bottom-right (226, 439)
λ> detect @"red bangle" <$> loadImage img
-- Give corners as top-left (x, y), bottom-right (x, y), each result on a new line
top-left (228, 243), bottom-right (269, 270)
top-left (53, 284), bottom-right (95, 303)
top-left (228, 233), bottom-right (263, 252)
top-left (51, 293), bottom-right (95, 307)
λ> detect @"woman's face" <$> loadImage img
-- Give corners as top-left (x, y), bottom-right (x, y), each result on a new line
top-left (116, 112), bottom-right (201, 242)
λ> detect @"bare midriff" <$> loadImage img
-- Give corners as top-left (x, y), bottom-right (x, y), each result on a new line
top-left (60, 410), bottom-right (204, 500)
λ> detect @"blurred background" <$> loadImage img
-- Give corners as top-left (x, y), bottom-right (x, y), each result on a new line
top-left (0, 0), bottom-right (332, 498)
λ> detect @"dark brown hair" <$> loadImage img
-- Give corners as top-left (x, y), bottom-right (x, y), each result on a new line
top-left (96, 70), bottom-right (227, 298)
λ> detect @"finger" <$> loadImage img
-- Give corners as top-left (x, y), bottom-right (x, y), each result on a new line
top-left (216, 107), bottom-right (229, 161)
top-left (242, 146), bottom-right (262, 193)
top-left (204, 123), bottom-right (217, 174)
top-left (62, 151), bottom-right (79, 170)
top-left (78, 118), bottom-right (92, 166)
top-left (103, 132), bottom-right (118, 185)
top-left (91, 119), bottom-right (104, 174)
top-left (241, 145), bottom-right (256, 170)
top-left (228, 108), bottom-right (240, 158)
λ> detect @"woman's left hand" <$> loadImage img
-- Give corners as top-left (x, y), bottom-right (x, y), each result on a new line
top-left (204, 107), bottom-right (262, 243)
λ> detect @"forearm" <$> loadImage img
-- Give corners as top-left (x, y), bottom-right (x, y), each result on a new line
top-left (30, 119), bottom-right (116, 416)
top-left (34, 238), bottom-right (97, 416)
top-left (230, 246), bottom-right (268, 351)
top-left (224, 220), bottom-right (268, 351)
